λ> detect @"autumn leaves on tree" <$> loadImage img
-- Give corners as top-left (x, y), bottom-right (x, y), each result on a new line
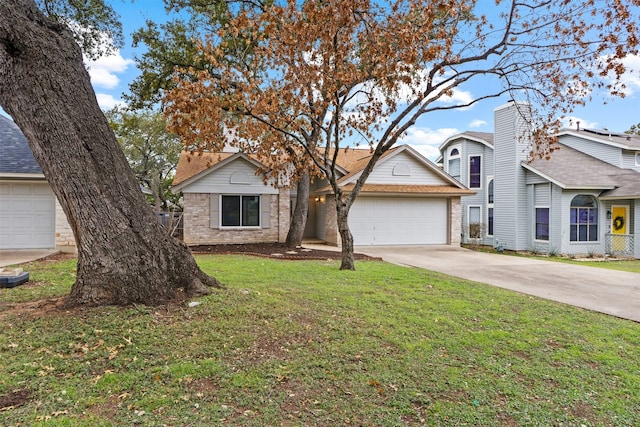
top-left (165, 0), bottom-right (640, 270)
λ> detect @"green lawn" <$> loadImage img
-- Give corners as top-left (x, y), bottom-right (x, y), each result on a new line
top-left (1, 255), bottom-right (639, 426)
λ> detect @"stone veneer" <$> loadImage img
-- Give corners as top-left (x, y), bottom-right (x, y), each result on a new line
top-left (449, 197), bottom-right (462, 245)
top-left (183, 187), bottom-right (290, 245)
top-left (54, 198), bottom-right (76, 252)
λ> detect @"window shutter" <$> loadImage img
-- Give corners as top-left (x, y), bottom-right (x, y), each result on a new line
top-left (261, 195), bottom-right (271, 228)
top-left (210, 194), bottom-right (219, 228)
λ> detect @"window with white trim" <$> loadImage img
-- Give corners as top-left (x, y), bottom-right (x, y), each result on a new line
top-left (535, 207), bottom-right (549, 241)
top-left (469, 155), bottom-right (481, 189)
top-left (221, 195), bottom-right (260, 227)
top-left (448, 147), bottom-right (460, 181)
top-left (569, 195), bottom-right (598, 242)
top-left (487, 177), bottom-right (494, 236)
top-left (468, 205), bottom-right (482, 238)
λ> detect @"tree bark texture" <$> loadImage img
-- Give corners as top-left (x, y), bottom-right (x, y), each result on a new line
top-left (285, 172), bottom-right (310, 247)
top-left (335, 197), bottom-right (355, 271)
top-left (0, 0), bottom-right (221, 306)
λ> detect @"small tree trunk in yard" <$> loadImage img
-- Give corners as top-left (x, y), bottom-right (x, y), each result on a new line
top-left (285, 172), bottom-right (310, 247)
top-left (335, 198), bottom-right (356, 271)
top-left (0, 0), bottom-right (221, 307)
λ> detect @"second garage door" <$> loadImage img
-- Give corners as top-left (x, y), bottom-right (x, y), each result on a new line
top-left (349, 197), bottom-right (448, 245)
top-left (0, 182), bottom-right (56, 249)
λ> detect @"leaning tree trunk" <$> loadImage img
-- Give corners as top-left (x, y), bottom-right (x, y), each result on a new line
top-left (335, 197), bottom-right (356, 271)
top-left (285, 172), bottom-right (310, 247)
top-left (0, 0), bottom-right (221, 306)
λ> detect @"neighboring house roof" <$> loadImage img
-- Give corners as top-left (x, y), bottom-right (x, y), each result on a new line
top-left (317, 145), bottom-right (471, 194)
top-left (439, 131), bottom-right (494, 152)
top-left (0, 115), bottom-right (43, 176)
top-left (174, 144), bottom-right (472, 195)
top-left (557, 128), bottom-right (640, 150)
top-left (523, 143), bottom-right (640, 198)
top-left (172, 151), bottom-right (269, 191)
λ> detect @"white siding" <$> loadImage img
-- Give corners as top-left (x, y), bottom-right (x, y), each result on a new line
top-left (181, 158), bottom-right (279, 194)
top-left (365, 151), bottom-right (449, 185)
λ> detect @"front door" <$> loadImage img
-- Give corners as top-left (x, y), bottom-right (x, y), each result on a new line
top-left (611, 205), bottom-right (629, 252)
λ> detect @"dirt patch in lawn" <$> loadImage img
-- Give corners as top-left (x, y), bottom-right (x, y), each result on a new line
top-left (190, 243), bottom-right (379, 261)
top-left (0, 389), bottom-right (32, 411)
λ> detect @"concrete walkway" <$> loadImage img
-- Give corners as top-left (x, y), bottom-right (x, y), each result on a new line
top-left (0, 249), bottom-right (59, 267)
top-left (353, 245), bottom-right (640, 323)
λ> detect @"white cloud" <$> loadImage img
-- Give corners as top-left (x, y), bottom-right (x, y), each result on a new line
top-left (400, 126), bottom-right (459, 160)
top-left (619, 54), bottom-right (640, 95)
top-left (469, 119), bottom-right (487, 128)
top-left (560, 116), bottom-right (598, 130)
top-left (95, 93), bottom-right (126, 110)
top-left (84, 51), bottom-right (133, 89)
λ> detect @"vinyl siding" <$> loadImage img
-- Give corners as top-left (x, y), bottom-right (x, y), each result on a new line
top-left (549, 183), bottom-right (563, 254)
top-left (181, 158), bottom-right (279, 194)
top-left (493, 102), bottom-right (531, 251)
top-left (459, 140), bottom-right (494, 245)
top-left (621, 150), bottom-right (640, 171)
top-left (558, 134), bottom-right (623, 167)
top-left (366, 151), bottom-right (449, 185)
top-left (635, 200), bottom-right (640, 259)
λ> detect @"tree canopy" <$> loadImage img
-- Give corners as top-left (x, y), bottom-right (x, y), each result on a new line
top-left (107, 107), bottom-right (183, 211)
top-left (165, 0), bottom-right (640, 269)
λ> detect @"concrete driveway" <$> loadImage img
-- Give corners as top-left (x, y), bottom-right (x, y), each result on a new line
top-left (355, 245), bottom-right (640, 323)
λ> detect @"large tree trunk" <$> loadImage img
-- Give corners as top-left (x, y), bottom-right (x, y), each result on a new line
top-left (285, 172), bottom-right (310, 247)
top-left (0, 0), bottom-right (221, 306)
top-left (335, 197), bottom-right (356, 271)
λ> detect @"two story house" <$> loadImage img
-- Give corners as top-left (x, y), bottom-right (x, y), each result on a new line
top-left (439, 101), bottom-right (640, 259)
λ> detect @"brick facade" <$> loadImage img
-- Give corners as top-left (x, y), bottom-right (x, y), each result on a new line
top-left (183, 189), bottom-right (290, 245)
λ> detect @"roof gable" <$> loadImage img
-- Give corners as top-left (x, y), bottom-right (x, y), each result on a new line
top-left (172, 151), bottom-right (268, 191)
top-left (439, 131), bottom-right (494, 152)
top-left (338, 145), bottom-right (466, 189)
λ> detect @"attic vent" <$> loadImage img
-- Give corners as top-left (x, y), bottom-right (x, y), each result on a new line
top-left (392, 163), bottom-right (411, 176)
top-left (230, 171), bottom-right (250, 184)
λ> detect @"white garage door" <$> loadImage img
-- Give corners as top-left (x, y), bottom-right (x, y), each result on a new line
top-left (0, 182), bottom-right (56, 249)
top-left (349, 197), bottom-right (448, 245)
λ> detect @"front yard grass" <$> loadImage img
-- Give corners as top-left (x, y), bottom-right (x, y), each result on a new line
top-left (1, 255), bottom-right (639, 426)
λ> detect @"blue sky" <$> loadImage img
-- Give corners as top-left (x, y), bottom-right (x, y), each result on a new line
top-left (4, 1), bottom-right (640, 160)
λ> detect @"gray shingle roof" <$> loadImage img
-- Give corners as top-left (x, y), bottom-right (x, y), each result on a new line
top-left (524, 143), bottom-right (640, 198)
top-left (0, 115), bottom-right (42, 174)
top-left (463, 131), bottom-right (494, 145)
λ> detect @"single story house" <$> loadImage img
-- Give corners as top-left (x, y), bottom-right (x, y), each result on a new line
top-left (438, 101), bottom-right (640, 259)
top-left (172, 145), bottom-right (475, 246)
top-left (0, 115), bottom-right (75, 251)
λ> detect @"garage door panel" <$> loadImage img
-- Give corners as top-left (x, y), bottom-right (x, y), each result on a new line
top-left (0, 183), bottom-right (55, 249)
top-left (350, 197), bottom-right (447, 245)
